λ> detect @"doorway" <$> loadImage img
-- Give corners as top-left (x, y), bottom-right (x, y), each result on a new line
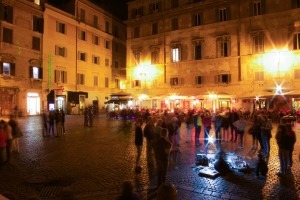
top-left (27, 93), bottom-right (40, 115)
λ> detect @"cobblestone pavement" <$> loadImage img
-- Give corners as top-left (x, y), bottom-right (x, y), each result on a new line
top-left (0, 114), bottom-right (299, 200)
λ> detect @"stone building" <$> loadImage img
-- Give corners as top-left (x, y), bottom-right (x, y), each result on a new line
top-left (125, 0), bottom-right (300, 114)
top-left (0, 0), bottom-right (44, 116)
top-left (0, 0), bottom-right (126, 116)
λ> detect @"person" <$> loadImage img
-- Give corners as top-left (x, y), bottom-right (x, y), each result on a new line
top-left (134, 119), bottom-right (143, 172)
top-left (185, 111), bottom-right (194, 143)
top-left (61, 110), bottom-right (66, 134)
top-left (155, 128), bottom-right (172, 187)
top-left (42, 112), bottom-right (48, 137)
top-left (214, 111), bottom-right (223, 144)
top-left (84, 108), bottom-right (89, 127)
top-left (167, 117), bottom-right (179, 152)
top-left (143, 117), bottom-right (155, 168)
top-left (55, 109), bottom-right (63, 137)
top-left (260, 115), bottom-right (272, 156)
top-left (286, 123), bottom-right (296, 170)
top-left (117, 180), bottom-right (141, 200)
top-left (229, 109), bottom-right (239, 142)
top-left (233, 114), bottom-right (247, 148)
top-left (48, 110), bottom-right (55, 136)
top-left (0, 120), bottom-right (7, 165)
top-left (8, 115), bottom-right (22, 153)
top-left (249, 114), bottom-right (263, 151)
top-left (156, 182), bottom-right (178, 200)
top-left (193, 111), bottom-right (203, 146)
top-left (275, 124), bottom-right (290, 176)
top-left (221, 111), bottom-right (231, 142)
top-left (255, 152), bottom-right (268, 178)
top-left (5, 120), bottom-right (13, 163)
top-left (202, 110), bottom-right (212, 145)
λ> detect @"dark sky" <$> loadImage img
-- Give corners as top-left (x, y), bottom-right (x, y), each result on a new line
top-left (47, 0), bottom-right (130, 20)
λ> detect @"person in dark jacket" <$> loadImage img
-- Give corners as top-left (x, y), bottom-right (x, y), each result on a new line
top-left (255, 152), bottom-right (268, 178)
top-left (155, 128), bottom-right (172, 187)
top-left (275, 124), bottom-right (290, 176)
top-left (135, 119), bottom-right (143, 170)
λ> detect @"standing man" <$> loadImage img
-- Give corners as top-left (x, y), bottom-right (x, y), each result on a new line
top-left (193, 111), bottom-right (203, 146)
top-left (155, 128), bottom-right (172, 187)
top-left (144, 117), bottom-right (155, 170)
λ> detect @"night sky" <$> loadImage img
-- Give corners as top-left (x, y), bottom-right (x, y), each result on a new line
top-left (47, 0), bottom-right (130, 20)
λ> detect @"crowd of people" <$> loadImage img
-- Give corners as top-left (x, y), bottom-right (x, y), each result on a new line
top-left (42, 109), bottom-right (65, 137)
top-left (0, 115), bottom-right (23, 166)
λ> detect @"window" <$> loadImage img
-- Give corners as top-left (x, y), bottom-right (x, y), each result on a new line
top-left (133, 7), bottom-right (144, 17)
top-left (171, 44), bottom-right (181, 62)
top-left (0, 62), bottom-right (15, 76)
top-left (32, 36), bottom-right (40, 51)
top-left (92, 35), bottom-right (99, 45)
top-left (94, 76), bottom-right (98, 86)
top-left (34, 0), bottom-right (40, 5)
top-left (79, 30), bottom-right (86, 41)
top-left (104, 40), bottom-right (110, 49)
top-left (192, 13), bottom-right (202, 26)
top-left (171, 18), bottom-right (178, 31)
top-left (105, 77), bottom-right (109, 88)
top-left (55, 70), bottom-right (67, 83)
top-left (293, 32), bottom-right (300, 50)
top-left (151, 51), bottom-right (159, 64)
top-left (55, 46), bottom-right (67, 57)
top-left (33, 16), bottom-right (43, 33)
top-left (195, 76), bottom-right (204, 85)
top-left (194, 44), bottom-right (202, 60)
top-left (253, 1), bottom-right (262, 16)
top-left (77, 73), bottom-right (85, 85)
top-left (252, 33), bottom-right (264, 53)
top-left (56, 22), bottom-right (65, 34)
top-left (170, 77), bottom-right (183, 86)
top-left (115, 79), bottom-right (120, 89)
top-left (134, 27), bottom-right (140, 38)
top-left (218, 8), bottom-right (228, 22)
top-left (152, 22), bottom-right (158, 35)
top-left (30, 66), bottom-right (43, 79)
top-left (105, 21), bottom-right (110, 33)
top-left (78, 52), bottom-right (87, 61)
top-left (217, 36), bottom-right (230, 57)
top-left (216, 74), bottom-right (231, 84)
top-left (150, 2), bottom-right (161, 13)
top-left (134, 52), bottom-right (140, 64)
top-left (113, 25), bottom-right (119, 37)
top-left (133, 80), bottom-right (141, 88)
top-left (105, 58), bottom-right (109, 66)
top-left (3, 27), bottom-right (13, 44)
top-left (80, 8), bottom-right (85, 22)
top-left (1, 4), bottom-right (13, 23)
top-left (171, 0), bottom-right (179, 8)
top-left (92, 55), bottom-right (100, 64)
top-left (93, 15), bottom-right (98, 28)
top-left (295, 0), bottom-right (300, 8)
top-left (255, 71), bottom-right (264, 81)
top-left (114, 61), bottom-right (119, 68)
top-left (294, 69), bottom-right (300, 79)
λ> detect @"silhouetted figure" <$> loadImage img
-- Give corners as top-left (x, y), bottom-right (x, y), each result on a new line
top-left (255, 153), bottom-right (268, 178)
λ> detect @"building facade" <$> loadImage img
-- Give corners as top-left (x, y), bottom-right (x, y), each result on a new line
top-left (0, 0), bottom-right (44, 116)
top-left (43, 0), bottom-right (126, 114)
top-left (0, 0), bottom-right (126, 116)
top-left (125, 0), bottom-right (300, 113)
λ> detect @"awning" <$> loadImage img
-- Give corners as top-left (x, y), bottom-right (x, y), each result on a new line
top-left (105, 99), bottom-right (129, 104)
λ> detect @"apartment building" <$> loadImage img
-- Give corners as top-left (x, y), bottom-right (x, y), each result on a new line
top-left (43, 0), bottom-right (126, 114)
top-left (125, 0), bottom-right (300, 113)
top-left (0, 0), bottom-right (44, 116)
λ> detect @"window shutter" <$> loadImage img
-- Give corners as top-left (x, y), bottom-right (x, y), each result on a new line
top-left (0, 5), bottom-right (4, 20)
top-left (149, 4), bottom-right (153, 14)
top-left (10, 63), bottom-right (15, 76)
top-left (261, 0), bottom-right (266, 14)
top-left (0, 62), bottom-right (3, 74)
top-left (180, 78), bottom-right (184, 85)
top-left (29, 66), bottom-right (33, 78)
top-left (226, 7), bottom-right (231, 20)
top-left (158, 2), bottom-right (162, 10)
top-left (228, 74), bottom-right (231, 83)
top-left (39, 67), bottom-right (43, 79)
top-left (38, 18), bottom-right (44, 33)
top-left (64, 71), bottom-right (67, 83)
top-left (7, 6), bottom-right (13, 23)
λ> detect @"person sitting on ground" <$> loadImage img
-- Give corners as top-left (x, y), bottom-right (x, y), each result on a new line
top-left (156, 182), bottom-right (178, 200)
top-left (117, 180), bottom-right (141, 200)
top-left (255, 152), bottom-right (268, 178)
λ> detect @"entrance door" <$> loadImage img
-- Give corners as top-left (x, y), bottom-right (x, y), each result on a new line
top-left (56, 95), bottom-right (66, 111)
top-left (27, 93), bottom-right (40, 115)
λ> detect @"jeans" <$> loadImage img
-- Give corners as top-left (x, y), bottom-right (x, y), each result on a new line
top-left (195, 126), bottom-right (201, 145)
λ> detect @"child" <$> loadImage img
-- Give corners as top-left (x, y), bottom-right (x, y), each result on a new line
top-left (255, 153), bottom-right (268, 178)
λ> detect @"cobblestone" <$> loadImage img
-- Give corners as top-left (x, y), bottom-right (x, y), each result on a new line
top-left (0, 114), bottom-right (299, 199)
